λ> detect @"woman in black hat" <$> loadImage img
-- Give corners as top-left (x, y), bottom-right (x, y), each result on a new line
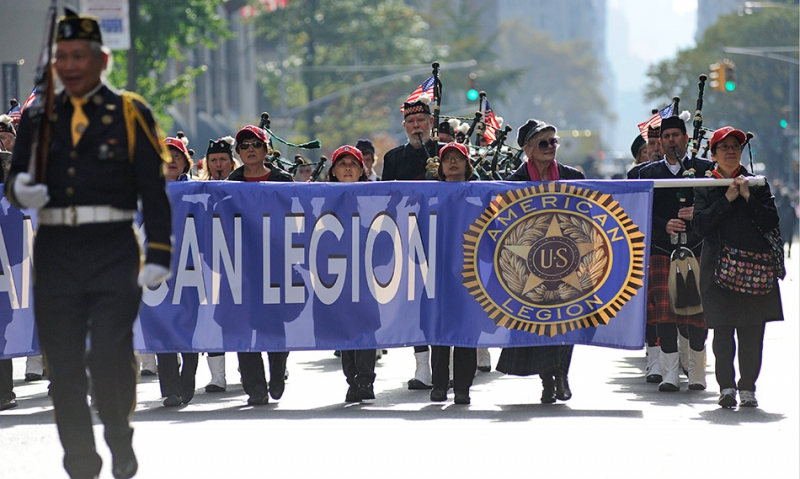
top-left (495, 119), bottom-right (584, 404)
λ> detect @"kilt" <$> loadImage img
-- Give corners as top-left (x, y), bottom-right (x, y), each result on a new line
top-left (496, 345), bottom-right (573, 377)
top-left (647, 255), bottom-right (705, 328)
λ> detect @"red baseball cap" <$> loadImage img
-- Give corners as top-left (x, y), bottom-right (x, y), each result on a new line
top-left (709, 126), bottom-right (746, 151)
top-left (331, 145), bottom-right (364, 167)
top-left (164, 137), bottom-right (188, 155)
top-left (235, 125), bottom-right (268, 144)
top-left (439, 141), bottom-right (469, 160)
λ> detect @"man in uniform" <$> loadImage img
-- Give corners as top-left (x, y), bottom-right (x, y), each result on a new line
top-left (637, 115), bottom-right (712, 393)
top-left (6, 9), bottom-right (172, 479)
top-left (381, 95), bottom-right (440, 389)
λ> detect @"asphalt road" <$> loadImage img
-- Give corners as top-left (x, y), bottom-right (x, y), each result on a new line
top-left (2, 246), bottom-right (798, 479)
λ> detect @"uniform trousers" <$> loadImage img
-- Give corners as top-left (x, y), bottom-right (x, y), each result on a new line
top-left (712, 323), bottom-right (766, 392)
top-left (341, 349), bottom-right (376, 386)
top-left (238, 351), bottom-right (288, 397)
top-left (0, 358), bottom-right (13, 401)
top-left (431, 346), bottom-right (477, 392)
top-left (156, 353), bottom-right (199, 399)
top-left (34, 224), bottom-right (141, 479)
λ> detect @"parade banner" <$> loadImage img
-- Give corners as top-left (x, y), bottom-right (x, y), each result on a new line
top-left (0, 180), bottom-right (653, 359)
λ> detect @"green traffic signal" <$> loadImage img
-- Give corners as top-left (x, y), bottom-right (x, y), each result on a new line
top-left (780, 119), bottom-right (788, 129)
top-left (467, 89), bottom-right (479, 101)
top-left (725, 81), bottom-right (736, 92)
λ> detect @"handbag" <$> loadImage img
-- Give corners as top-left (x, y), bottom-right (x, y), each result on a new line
top-left (762, 226), bottom-right (786, 280)
top-left (714, 241), bottom-right (777, 295)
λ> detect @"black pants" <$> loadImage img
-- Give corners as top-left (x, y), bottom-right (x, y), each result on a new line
top-left (341, 349), bottom-right (376, 386)
top-left (657, 323), bottom-right (707, 353)
top-left (0, 358), bottom-right (14, 400)
top-left (713, 323), bottom-right (766, 392)
top-left (156, 353), bottom-right (199, 399)
top-left (238, 351), bottom-right (288, 397)
top-left (34, 224), bottom-right (142, 479)
top-left (431, 346), bottom-right (477, 393)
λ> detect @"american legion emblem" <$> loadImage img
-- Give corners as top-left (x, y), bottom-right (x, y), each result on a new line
top-left (462, 183), bottom-right (646, 337)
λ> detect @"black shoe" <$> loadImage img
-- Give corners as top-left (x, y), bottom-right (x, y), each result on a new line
top-left (247, 392), bottom-right (269, 406)
top-left (345, 386), bottom-right (361, 403)
top-left (205, 384), bottom-right (225, 393)
top-left (541, 376), bottom-right (556, 404)
top-left (555, 374), bottom-right (572, 401)
top-left (658, 382), bottom-right (680, 392)
top-left (1, 397), bottom-right (18, 411)
top-left (140, 369), bottom-right (157, 377)
top-left (333, 350), bottom-right (341, 357)
top-left (645, 374), bottom-right (663, 383)
top-left (454, 391), bottom-right (470, 405)
top-left (408, 378), bottom-right (433, 390)
top-left (268, 379), bottom-right (285, 400)
top-left (112, 453), bottom-right (138, 479)
top-left (357, 384), bottom-right (375, 401)
top-left (24, 373), bottom-right (42, 382)
top-left (162, 394), bottom-right (181, 407)
top-left (181, 390), bottom-right (194, 404)
top-left (477, 366), bottom-right (491, 373)
top-left (430, 387), bottom-right (447, 402)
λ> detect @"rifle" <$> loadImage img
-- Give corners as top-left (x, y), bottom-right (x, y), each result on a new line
top-left (28, 0), bottom-right (58, 184)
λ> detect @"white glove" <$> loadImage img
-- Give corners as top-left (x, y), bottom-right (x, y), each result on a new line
top-left (13, 173), bottom-right (49, 209)
top-left (138, 264), bottom-right (171, 287)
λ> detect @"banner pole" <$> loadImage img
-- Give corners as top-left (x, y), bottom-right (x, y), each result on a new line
top-left (648, 176), bottom-right (766, 188)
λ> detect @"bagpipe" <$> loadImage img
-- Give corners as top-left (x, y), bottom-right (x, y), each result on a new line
top-left (421, 62), bottom-right (521, 181)
top-left (256, 111), bottom-right (327, 181)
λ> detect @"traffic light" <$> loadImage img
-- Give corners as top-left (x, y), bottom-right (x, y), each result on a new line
top-left (780, 119), bottom-right (789, 129)
top-left (709, 62), bottom-right (725, 91)
top-left (723, 60), bottom-right (736, 92)
top-left (466, 72), bottom-right (478, 101)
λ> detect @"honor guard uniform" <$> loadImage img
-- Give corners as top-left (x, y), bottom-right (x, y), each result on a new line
top-left (6, 9), bottom-right (172, 479)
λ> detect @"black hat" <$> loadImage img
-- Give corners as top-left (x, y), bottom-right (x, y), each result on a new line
top-left (660, 116), bottom-right (686, 136)
top-left (517, 119), bottom-right (556, 148)
top-left (57, 7), bottom-right (103, 44)
top-left (207, 136), bottom-right (234, 157)
top-left (355, 139), bottom-right (375, 154)
top-left (438, 121), bottom-right (453, 136)
top-left (403, 96), bottom-right (431, 118)
top-left (630, 134), bottom-right (646, 159)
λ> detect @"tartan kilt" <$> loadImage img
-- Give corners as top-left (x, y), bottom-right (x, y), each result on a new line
top-left (496, 345), bottom-right (573, 377)
top-left (647, 255), bottom-right (705, 328)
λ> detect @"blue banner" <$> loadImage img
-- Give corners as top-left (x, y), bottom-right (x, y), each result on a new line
top-left (0, 180), bottom-right (653, 359)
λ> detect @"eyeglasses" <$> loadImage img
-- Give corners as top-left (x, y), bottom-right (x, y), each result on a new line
top-left (238, 140), bottom-right (265, 150)
top-left (716, 144), bottom-right (741, 152)
top-left (442, 155), bottom-right (466, 163)
top-left (531, 138), bottom-right (558, 150)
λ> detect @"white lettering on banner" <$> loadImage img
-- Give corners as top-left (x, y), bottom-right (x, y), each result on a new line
top-left (262, 215), bottom-right (280, 304)
top-left (173, 216), bottom-right (208, 305)
top-left (407, 213), bottom-right (436, 300)
top-left (22, 217), bottom-right (33, 309)
top-left (351, 215), bottom-right (359, 301)
top-left (212, 215), bottom-right (242, 304)
top-left (309, 213), bottom-right (346, 305)
top-left (365, 213), bottom-right (403, 304)
top-left (285, 214), bottom-right (305, 304)
top-left (0, 223), bottom-right (20, 309)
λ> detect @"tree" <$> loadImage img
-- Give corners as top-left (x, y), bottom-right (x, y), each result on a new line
top-left (107, 0), bottom-right (232, 128)
top-left (644, 6), bottom-right (799, 180)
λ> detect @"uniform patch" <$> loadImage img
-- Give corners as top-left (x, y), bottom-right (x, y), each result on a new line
top-left (462, 183), bottom-right (646, 337)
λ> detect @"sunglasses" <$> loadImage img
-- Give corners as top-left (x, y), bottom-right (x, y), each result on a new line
top-left (531, 138), bottom-right (558, 150)
top-left (238, 140), bottom-right (265, 150)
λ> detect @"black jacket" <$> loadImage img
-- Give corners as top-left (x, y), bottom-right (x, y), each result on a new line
top-left (637, 156), bottom-right (714, 256)
top-left (381, 139), bottom-right (441, 181)
top-left (691, 168), bottom-right (783, 327)
top-left (505, 162), bottom-right (585, 181)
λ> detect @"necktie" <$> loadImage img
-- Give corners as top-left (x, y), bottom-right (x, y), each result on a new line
top-left (70, 96), bottom-right (89, 146)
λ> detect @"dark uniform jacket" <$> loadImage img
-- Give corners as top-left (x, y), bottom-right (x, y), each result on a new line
top-left (505, 161), bottom-right (585, 181)
top-left (6, 84), bottom-right (172, 267)
top-left (227, 163), bottom-right (293, 182)
top-left (692, 168), bottom-right (784, 327)
top-left (637, 156), bottom-right (714, 256)
top-left (381, 139), bottom-right (441, 181)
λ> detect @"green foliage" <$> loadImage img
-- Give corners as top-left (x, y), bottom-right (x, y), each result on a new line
top-left (644, 7), bottom-right (798, 178)
top-left (108, 0), bottom-right (231, 129)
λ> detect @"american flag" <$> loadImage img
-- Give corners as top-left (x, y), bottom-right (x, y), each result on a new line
top-left (483, 99), bottom-right (501, 143)
top-left (400, 76), bottom-right (435, 112)
top-left (637, 104), bottom-right (673, 140)
top-left (7, 88), bottom-right (35, 123)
